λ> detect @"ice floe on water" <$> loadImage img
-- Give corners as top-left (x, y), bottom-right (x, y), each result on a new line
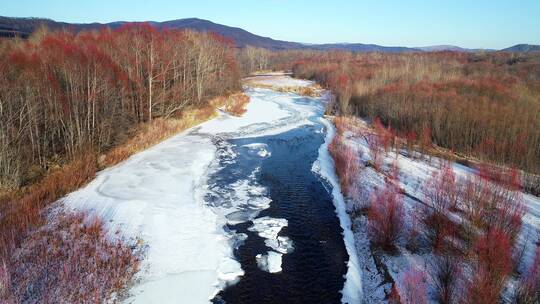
top-left (243, 143), bottom-right (272, 158)
top-left (215, 178), bottom-right (272, 225)
top-left (249, 217), bottom-right (294, 254)
top-left (256, 251), bottom-right (283, 273)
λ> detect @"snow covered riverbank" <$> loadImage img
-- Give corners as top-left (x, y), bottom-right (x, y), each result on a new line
top-left (333, 117), bottom-right (540, 303)
top-left (313, 117), bottom-right (363, 303)
top-left (61, 74), bottom-right (363, 303)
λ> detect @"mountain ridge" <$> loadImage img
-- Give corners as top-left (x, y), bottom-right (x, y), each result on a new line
top-left (0, 16), bottom-right (537, 53)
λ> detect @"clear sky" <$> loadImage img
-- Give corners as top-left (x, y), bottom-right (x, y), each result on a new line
top-left (2, 0), bottom-right (539, 49)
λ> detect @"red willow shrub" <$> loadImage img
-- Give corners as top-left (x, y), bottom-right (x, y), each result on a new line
top-left (0, 154), bottom-right (97, 260)
top-left (425, 163), bottom-right (459, 212)
top-left (461, 165), bottom-right (525, 245)
top-left (292, 52), bottom-right (540, 183)
top-left (365, 118), bottom-right (394, 171)
top-left (393, 268), bottom-right (429, 304)
top-left (368, 176), bottom-right (405, 253)
top-left (430, 256), bottom-right (462, 304)
top-left (1, 213), bottom-right (139, 303)
top-left (515, 247), bottom-right (540, 303)
top-left (329, 130), bottom-right (359, 197)
top-left (374, 117), bottom-right (395, 152)
top-left (421, 162), bottom-right (459, 252)
top-left (466, 228), bottom-right (512, 304)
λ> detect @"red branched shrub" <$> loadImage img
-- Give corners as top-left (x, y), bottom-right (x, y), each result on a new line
top-left (466, 228), bottom-right (512, 304)
top-left (388, 284), bottom-right (402, 304)
top-left (292, 52), bottom-right (540, 178)
top-left (329, 132), bottom-right (360, 196)
top-left (0, 154), bottom-right (97, 260)
top-left (515, 247), bottom-right (540, 303)
top-left (425, 162), bottom-right (458, 212)
top-left (368, 180), bottom-right (405, 253)
top-left (394, 268), bottom-right (429, 304)
top-left (430, 256), bottom-right (462, 304)
top-left (1, 213), bottom-right (139, 303)
top-left (461, 167), bottom-right (525, 244)
top-left (404, 130), bottom-right (418, 156)
top-left (374, 117), bottom-right (394, 152)
top-left (421, 162), bottom-right (460, 252)
top-left (422, 212), bottom-right (458, 254)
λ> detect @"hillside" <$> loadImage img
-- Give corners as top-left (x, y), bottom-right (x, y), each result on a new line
top-left (0, 16), bottom-right (537, 52)
top-left (0, 16), bottom-right (303, 50)
top-left (502, 44), bottom-right (540, 52)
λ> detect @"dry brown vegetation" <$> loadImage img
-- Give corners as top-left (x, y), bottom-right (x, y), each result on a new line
top-left (243, 78), bottom-right (322, 97)
top-left (101, 106), bottom-right (218, 167)
top-left (210, 92), bottom-right (250, 116)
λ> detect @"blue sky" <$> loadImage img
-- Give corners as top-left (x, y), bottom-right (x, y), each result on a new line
top-left (2, 0), bottom-right (539, 49)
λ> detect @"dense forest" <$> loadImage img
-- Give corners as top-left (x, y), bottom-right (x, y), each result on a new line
top-left (0, 24), bottom-right (240, 189)
top-left (290, 51), bottom-right (540, 193)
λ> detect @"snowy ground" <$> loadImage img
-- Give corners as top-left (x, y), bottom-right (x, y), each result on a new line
top-left (337, 118), bottom-right (540, 303)
top-left (61, 74), bottom-right (362, 303)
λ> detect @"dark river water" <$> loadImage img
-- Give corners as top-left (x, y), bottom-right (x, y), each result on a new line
top-left (207, 122), bottom-right (349, 304)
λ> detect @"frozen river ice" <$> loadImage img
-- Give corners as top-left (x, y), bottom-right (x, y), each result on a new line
top-left (62, 75), bottom-right (362, 303)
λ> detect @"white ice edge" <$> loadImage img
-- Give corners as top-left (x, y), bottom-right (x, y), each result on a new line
top-left (313, 117), bottom-right (363, 304)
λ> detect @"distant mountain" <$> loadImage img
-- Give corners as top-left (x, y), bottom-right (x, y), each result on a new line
top-left (416, 45), bottom-right (495, 52)
top-left (0, 16), bottom-right (109, 38)
top-left (310, 43), bottom-right (419, 53)
top-left (501, 44), bottom-right (540, 53)
top-left (0, 16), bottom-right (307, 50)
top-left (0, 16), bottom-right (421, 52)
top-left (0, 16), bottom-right (536, 53)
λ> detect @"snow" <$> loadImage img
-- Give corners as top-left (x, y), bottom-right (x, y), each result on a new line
top-left (256, 251), bottom-right (283, 273)
top-left (61, 73), bottom-right (349, 303)
top-left (312, 117), bottom-right (364, 304)
top-left (198, 90), bottom-right (290, 136)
